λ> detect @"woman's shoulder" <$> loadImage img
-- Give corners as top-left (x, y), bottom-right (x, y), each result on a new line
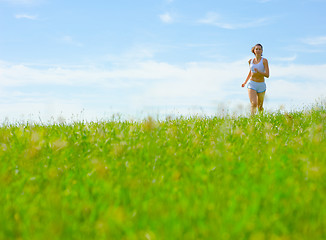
top-left (248, 59), bottom-right (252, 64)
top-left (263, 58), bottom-right (268, 63)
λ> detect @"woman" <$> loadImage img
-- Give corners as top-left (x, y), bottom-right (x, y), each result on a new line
top-left (242, 43), bottom-right (270, 115)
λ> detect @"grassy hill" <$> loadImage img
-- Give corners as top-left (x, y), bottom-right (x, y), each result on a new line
top-left (1, 106), bottom-right (325, 239)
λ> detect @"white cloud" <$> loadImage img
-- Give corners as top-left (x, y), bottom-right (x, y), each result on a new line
top-left (302, 36), bottom-right (326, 45)
top-left (0, 58), bottom-right (247, 120)
top-left (104, 46), bottom-right (156, 64)
top-left (271, 63), bottom-right (326, 81)
top-left (15, 14), bottom-right (38, 20)
top-left (198, 12), bottom-right (230, 28)
top-left (198, 12), bottom-right (271, 29)
top-left (59, 35), bottom-right (83, 47)
top-left (159, 13), bottom-right (173, 23)
top-left (1, 0), bottom-right (43, 5)
top-left (286, 45), bottom-right (324, 53)
top-left (272, 55), bottom-right (297, 62)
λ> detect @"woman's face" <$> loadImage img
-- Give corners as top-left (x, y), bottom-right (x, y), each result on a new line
top-left (254, 46), bottom-right (263, 56)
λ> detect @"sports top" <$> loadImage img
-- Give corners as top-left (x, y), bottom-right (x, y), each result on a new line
top-left (250, 57), bottom-right (265, 73)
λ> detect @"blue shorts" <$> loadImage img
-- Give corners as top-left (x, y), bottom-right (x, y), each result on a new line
top-left (247, 80), bottom-right (266, 93)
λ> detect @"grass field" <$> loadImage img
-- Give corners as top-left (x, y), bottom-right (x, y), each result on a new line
top-left (0, 105), bottom-right (325, 240)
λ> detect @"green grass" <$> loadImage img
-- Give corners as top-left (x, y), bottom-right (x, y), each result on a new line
top-left (1, 106), bottom-right (325, 240)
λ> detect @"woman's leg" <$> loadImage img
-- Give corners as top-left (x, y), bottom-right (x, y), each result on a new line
top-left (257, 91), bottom-right (265, 112)
top-left (248, 89), bottom-right (258, 115)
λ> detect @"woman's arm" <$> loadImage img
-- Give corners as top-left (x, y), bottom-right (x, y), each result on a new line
top-left (242, 59), bottom-right (252, 87)
top-left (242, 70), bottom-right (251, 87)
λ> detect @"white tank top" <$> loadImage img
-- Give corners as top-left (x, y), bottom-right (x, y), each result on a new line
top-left (250, 58), bottom-right (265, 73)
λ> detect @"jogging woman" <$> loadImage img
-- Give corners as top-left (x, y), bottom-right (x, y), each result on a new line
top-left (242, 44), bottom-right (270, 115)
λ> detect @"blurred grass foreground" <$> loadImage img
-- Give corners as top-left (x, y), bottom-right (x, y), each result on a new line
top-left (0, 104), bottom-right (325, 240)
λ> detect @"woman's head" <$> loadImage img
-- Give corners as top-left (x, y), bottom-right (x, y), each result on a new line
top-left (251, 44), bottom-right (263, 56)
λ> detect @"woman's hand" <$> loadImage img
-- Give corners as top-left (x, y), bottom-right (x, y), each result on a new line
top-left (252, 68), bottom-right (264, 78)
top-left (241, 83), bottom-right (246, 88)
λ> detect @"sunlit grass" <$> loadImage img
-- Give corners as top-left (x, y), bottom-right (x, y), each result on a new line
top-left (0, 105), bottom-right (325, 239)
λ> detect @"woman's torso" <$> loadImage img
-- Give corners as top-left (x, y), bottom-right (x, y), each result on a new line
top-left (250, 57), bottom-right (265, 82)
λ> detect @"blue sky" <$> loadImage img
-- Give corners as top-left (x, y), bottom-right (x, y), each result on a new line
top-left (1, 0), bottom-right (326, 122)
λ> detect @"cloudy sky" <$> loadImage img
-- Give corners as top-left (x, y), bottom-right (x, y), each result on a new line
top-left (1, 0), bottom-right (326, 122)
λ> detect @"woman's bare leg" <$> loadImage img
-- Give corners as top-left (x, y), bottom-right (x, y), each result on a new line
top-left (257, 91), bottom-right (265, 113)
top-left (248, 89), bottom-right (258, 115)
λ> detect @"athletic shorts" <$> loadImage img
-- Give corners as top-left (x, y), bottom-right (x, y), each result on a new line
top-left (247, 80), bottom-right (266, 93)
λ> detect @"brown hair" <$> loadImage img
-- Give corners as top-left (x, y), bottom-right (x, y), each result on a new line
top-left (251, 43), bottom-right (263, 56)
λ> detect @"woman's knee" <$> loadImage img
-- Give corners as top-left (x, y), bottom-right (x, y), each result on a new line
top-left (251, 101), bottom-right (258, 108)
